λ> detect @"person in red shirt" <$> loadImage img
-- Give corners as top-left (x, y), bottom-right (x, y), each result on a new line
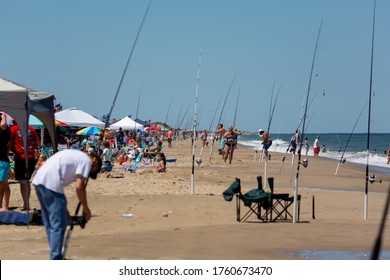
top-left (10, 124), bottom-right (40, 210)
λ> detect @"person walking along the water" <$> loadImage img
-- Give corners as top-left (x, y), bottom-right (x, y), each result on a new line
top-left (32, 149), bottom-right (102, 260)
top-left (313, 136), bottom-right (320, 156)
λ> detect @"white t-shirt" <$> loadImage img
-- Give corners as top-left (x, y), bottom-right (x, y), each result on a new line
top-left (32, 150), bottom-right (92, 194)
top-left (313, 138), bottom-right (320, 149)
top-left (102, 148), bottom-right (112, 162)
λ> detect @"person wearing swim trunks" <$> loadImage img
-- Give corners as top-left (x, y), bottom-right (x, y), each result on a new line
top-left (258, 129), bottom-right (272, 158)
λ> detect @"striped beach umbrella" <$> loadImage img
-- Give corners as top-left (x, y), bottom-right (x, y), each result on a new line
top-left (76, 126), bottom-right (101, 136)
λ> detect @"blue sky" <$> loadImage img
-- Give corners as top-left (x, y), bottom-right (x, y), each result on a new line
top-left (1, 0), bottom-right (389, 133)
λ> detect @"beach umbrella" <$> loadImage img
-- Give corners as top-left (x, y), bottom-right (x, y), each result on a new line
top-left (76, 126), bottom-right (101, 136)
top-left (55, 119), bottom-right (69, 126)
top-left (145, 125), bottom-right (161, 131)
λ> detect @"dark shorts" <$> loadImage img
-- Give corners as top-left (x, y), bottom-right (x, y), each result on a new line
top-left (168, 138), bottom-right (172, 144)
top-left (14, 158), bottom-right (37, 180)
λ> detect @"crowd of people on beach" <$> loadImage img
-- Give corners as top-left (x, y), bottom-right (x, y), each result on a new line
top-left (0, 114), bottom-right (175, 214)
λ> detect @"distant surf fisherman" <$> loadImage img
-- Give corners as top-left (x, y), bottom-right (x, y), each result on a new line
top-left (258, 129), bottom-right (272, 158)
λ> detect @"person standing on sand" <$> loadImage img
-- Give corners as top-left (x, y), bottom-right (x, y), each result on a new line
top-left (167, 128), bottom-right (173, 148)
top-left (313, 136), bottom-right (320, 156)
top-left (215, 123), bottom-right (226, 157)
top-left (222, 126), bottom-right (242, 164)
top-left (304, 136), bottom-right (310, 156)
top-left (200, 130), bottom-right (208, 147)
top-left (9, 122), bottom-right (40, 211)
top-left (0, 113), bottom-right (11, 212)
top-left (32, 149), bottom-right (102, 260)
top-left (387, 147), bottom-right (390, 164)
top-left (258, 129), bottom-right (272, 158)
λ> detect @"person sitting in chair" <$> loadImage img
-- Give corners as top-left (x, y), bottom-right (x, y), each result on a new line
top-left (144, 141), bottom-right (163, 161)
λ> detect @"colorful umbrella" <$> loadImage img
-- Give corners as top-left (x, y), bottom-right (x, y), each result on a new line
top-left (55, 119), bottom-right (69, 126)
top-left (145, 125), bottom-right (161, 131)
top-left (76, 126), bottom-right (101, 136)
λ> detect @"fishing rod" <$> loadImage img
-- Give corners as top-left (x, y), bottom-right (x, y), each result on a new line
top-left (208, 75), bottom-right (236, 162)
top-left (261, 82), bottom-right (281, 188)
top-left (365, 0), bottom-right (376, 220)
top-left (227, 87), bottom-right (240, 164)
top-left (135, 83), bottom-right (143, 120)
top-left (178, 103), bottom-right (192, 129)
top-left (267, 82), bottom-right (282, 133)
top-left (105, 2), bottom-right (151, 128)
top-left (174, 103), bottom-right (183, 130)
top-left (335, 102), bottom-right (367, 175)
top-left (278, 89), bottom-right (320, 174)
top-left (191, 46), bottom-right (203, 195)
top-left (292, 20), bottom-right (323, 224)
top-left (257, 82), bottom-right (281, 162)
top-left (62, 179), bottom-right (89, 259)
top-left (164, 98), bottom-right (172, 126)
top-left (134, 83), bottom-right (143, 131)
top-left (371, 184), bottom-right (390, 259)
top-left (196, 95), bottom-right (223, 166)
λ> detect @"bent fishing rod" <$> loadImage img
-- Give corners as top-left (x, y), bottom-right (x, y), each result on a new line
top-left (335, 102), bottom-right (367, 175)
top-left (278, 89), bottom-right (319, 174)
top-left (208, 75), bottom-right (236, 162)
top-left (105, 2), bottom-right (151, 128)
top-left (62, 178), bottom-right (89, 259)
top-left (228, 87), bottom-right (240, 164)
top-left (197, 95), bottom-right (223, 166)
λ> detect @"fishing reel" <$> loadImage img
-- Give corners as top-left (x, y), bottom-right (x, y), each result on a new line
top-left (70, 214), bottom-right (88, 229)
top-left (369, 173), bottom-right (382, 184)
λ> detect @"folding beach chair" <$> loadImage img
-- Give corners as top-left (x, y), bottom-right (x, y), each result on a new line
top-left (266, 177), bottom-right (302, 222)
top-left (122, 153), bottom-right (144, 173)
top-left (223, 177), bottom-right (272, 223)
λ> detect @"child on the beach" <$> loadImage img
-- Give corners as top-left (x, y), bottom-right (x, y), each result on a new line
top-left (100, 140), bottom-right (113, 178)
top-left (156, 153), bottom-right (166, 173)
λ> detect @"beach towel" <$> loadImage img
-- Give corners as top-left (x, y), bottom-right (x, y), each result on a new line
top-left (0, 210), bottom-right (43, 225)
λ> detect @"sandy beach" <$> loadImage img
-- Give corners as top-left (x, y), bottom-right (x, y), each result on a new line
top-left (1, 139), bottom-right (389, 260)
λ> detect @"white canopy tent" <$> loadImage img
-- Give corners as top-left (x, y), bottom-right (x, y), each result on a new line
top-left (55, 107), bottom-right (105, 128)
top-left (109, 116), bottom-right (144, 130)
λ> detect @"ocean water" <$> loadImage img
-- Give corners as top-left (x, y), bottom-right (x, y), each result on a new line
top-left (238, 132), bottom-right (390, 175)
